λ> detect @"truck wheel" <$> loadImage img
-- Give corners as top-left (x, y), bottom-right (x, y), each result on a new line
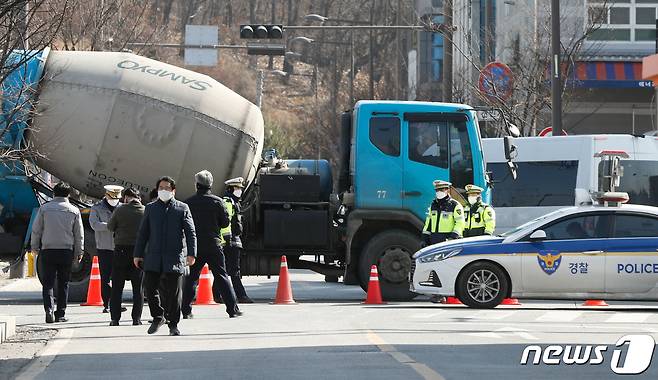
top-left (358, 230), bottom-right (420, 301)
top-left (456, 261), bottom-right (508, 309)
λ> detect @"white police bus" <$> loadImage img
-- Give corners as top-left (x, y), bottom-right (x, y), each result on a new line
top-left (483, 134), bottom-right (658, 233)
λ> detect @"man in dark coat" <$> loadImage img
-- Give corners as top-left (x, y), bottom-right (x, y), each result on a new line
top-left (134, 176), bottom-right (197, 336)
top-left (182, 170), bottom-right (241, 319)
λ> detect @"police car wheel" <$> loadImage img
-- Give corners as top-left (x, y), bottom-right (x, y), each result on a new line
top-left (456, 262), bottom-right (508, 309)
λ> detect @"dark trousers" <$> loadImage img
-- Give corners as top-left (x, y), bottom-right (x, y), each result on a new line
top-left (97, 249), bottom-right (114, 308)
top-left (182, 246), bottom-right (238, 317)
top-left (110, 246), bottom-right (144, 322)
top-left (224, 246), bottom-right (248, 299)
top-left (144, 271), bottom-right (182, 327)
top-left (40, 249), bottom-right (73, 318)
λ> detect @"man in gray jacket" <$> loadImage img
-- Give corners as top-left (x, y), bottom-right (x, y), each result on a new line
top-left (31, 182), bottom-right (84, 323)
top-left (89, 185), bottom-right (123, 313)
top-left (134, 176), bottom-right (197, 336)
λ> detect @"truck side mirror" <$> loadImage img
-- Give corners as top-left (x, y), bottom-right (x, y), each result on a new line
top-left (503, 136), bottom-right (516, 161)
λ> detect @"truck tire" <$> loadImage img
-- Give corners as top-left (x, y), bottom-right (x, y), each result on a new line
top-left (456, 261), bottom-right (509, 309)
top-left (358, 230), bottom-right (420, 301)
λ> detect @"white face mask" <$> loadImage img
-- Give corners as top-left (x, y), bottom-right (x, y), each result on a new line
top-left (158, 190), bottom-right (174, 202)
top-left (436, 191), bottom-right (448, 199)
top-left (233, 189), bottom-right (243, 198)
top-left (468, 195), bottom-right (479, 205)
top-left (107, 198), bottom-right (120, 207)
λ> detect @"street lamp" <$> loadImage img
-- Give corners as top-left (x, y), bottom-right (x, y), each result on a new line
top-left (289, 36), bottom-right (314, 45)
top-left (304, 14), bottom-right (328, 24)
top-left (284, 51), bottom-right (303, 60)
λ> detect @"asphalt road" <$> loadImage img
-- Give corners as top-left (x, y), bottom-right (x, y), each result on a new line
top-left (2, 271), bottom-right (658, 379)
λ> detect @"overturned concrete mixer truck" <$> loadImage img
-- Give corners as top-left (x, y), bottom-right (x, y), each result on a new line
top-left (0, 50), bottom-right (516, 300)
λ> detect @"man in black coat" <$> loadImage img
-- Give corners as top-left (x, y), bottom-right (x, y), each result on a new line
top-left (182, 170), bottom-right (241, 319)
top-left (134, 176), bottom-right (197, 336)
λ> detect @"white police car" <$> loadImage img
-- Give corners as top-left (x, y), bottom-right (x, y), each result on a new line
top-left (411, 194), bottom-right (658, 308)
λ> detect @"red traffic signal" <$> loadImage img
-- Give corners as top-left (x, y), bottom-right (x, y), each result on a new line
top-left (240, 24), bottom-right (283, 39)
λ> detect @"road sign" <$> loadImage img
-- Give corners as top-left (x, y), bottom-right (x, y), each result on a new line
top-left (538, 127), bottom-right (568, 137)
top-left (479, 62), bottom-right (514, 102)
top-left (184, 25), bottom-right (218, 66)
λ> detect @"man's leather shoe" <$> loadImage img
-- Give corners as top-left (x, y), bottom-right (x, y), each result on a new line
top-left (147, 319), bottom-right (165, 334)
top-left (169, 326), bottom-right (181, 336)
top-left (120, 307), bottom-right (128, 312)
top-left (133, 320), bottom-right (143, 326)
top-left (45, 312), bottom-right (54, 324)
top-left (55, 316), bottom-right (68, 323)
top-left (229, 310), bottom-right (243, 318)
top-left (102, 308), bottom-right (109, 313)
top-left (237, 297), bottom-right (254, 304)
top-left (109, 320), bottom-right (119, 326)
top-left (182, 313), bottom-right (193, 320)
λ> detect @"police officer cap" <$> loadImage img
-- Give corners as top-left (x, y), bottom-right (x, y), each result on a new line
top-left (433, 180), bottom-right (451, 190)
top-left (103, 185), bottom-right (124, 199)
top-left (195, 170), bottom-right (214, 187)
top-left (465, 184), bottom-right (484, 194)
top-left (224, 177), bottom-right (245, 188)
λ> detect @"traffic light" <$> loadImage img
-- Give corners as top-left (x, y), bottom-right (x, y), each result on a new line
top-left (240, 24), bottom-right (284, 39)
top-left (246, 43), bottom-right (285, 56)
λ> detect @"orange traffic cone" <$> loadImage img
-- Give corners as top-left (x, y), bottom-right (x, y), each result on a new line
top-left (363, 265), bottom-right (385, 304)
top-left (583, 299), bottom-right (608, 307)
top-left (501, 298), bottom-right (521, 306)
top-left (443, 296), bottom-right (462, 305)
top-left (273, 256), bottom-right (295, 304)
top-left (81, 256), bottom-right (104, 306)
top-left (193, 264), bottom-right (216, 305)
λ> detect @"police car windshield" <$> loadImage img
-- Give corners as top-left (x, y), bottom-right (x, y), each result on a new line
top-left (499, 209), bottom-right (567, 237)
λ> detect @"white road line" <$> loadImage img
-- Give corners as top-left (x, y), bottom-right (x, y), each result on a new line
top-left (410, 312), bottom-right (444, 319)
top-left (367, 330), bottom-right (445, 380)
top-left (16, 328), bottom-right (73, 380)
top-left (535, 311), bottom-right (583, 323)
top-left (473, 310), bottom-right (518, 320)
top-left (605, 313), bottom-right (652, 323)
top-left (496, 327), bottom-right (539, 341)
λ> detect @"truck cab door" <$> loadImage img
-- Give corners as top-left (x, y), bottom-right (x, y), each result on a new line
top-left (355, 115), bottom-right (403, 209)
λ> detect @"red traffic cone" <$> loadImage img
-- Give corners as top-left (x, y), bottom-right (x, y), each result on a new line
top-left (81, 256), bottom-right (104, 306)
top-left (193, 264), bottom-right (216, 305)
top-left (501, 298), bottom-right (521, 306)
top-left (273, 256), bottom-right (295, 304)
top-left (363, 265), bottom-right (385, 304)
top-left (583, 299), bottom-right (608, 307)
top-left (442, 296), bottom-right (462, 305)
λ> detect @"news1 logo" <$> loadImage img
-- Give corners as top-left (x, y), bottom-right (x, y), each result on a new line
top-left (520, 335), bottom-right (655, 375)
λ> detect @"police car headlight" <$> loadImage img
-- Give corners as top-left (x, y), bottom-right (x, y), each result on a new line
top-left (418, 249), bottom-right (462, 263)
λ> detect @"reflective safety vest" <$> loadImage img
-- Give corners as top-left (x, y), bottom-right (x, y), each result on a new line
top-left (422, 197), bottom-right (465, 244)
top-left (220, 197), bottom-right (235, 245)
top-left (464, 203), bottom-right (495, 238)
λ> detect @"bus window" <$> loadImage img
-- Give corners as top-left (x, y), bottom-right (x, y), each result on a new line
top-left (599, 160), bottom-right (658, 206)
top-left (488, 161), bottom-right (578, 207)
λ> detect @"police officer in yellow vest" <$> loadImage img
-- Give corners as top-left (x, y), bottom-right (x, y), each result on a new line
top-left (216, 177), bottom-right (253, 304)
top-left (464, 184), bottom-right (495, 238)
top-left (421, 180), bottom-right (465, 247)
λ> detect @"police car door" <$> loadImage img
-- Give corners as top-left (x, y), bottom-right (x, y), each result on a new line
top-left (521, 213), bottom-right (610, 293)
top-left (605, 213), bottom-right (658, 293)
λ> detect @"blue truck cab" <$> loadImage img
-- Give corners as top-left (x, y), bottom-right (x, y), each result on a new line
top-left (342, 100), bottom-right (490, 300)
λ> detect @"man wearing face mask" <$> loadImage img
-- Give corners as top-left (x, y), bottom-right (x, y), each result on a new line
top-left (134, 176), bottom-right (197, 336)
top-left (181, 170), bottom-right (241, 320)
top-left (216, 177), bottom-right (253, 304)
top-left (421, 180), bottom-right (465, 247)
top-left (89, 185), bottom-right (125, 313)
top-left (463, 184), bottom-right (495, 238)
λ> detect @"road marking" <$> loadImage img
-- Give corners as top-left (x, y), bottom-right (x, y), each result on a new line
top-left (496, 327), bottom-right (539, 340)
top-left (473, 310), bottom-right (518, 320)
top-left (16, 328), bottom-right (73, 380)
top-left (605, 313), bottom-right (652, 323)
top-left (535, 311), bottom-right (583, 322)
top-left (410, 312), bottom-right (444, 319)
top-left (366, 330), bottom-right (445, 380)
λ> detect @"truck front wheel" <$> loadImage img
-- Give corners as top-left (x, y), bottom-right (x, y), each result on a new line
top-left (358, 230), bottom-right (420, 301)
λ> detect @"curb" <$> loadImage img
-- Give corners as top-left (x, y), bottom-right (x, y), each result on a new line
top-left (0, 315), bottom-right (16, 343)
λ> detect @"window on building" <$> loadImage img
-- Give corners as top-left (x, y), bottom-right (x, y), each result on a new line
top-left (431, 15), bottom-right (444, 82)
top-left (369, 117), bottom-right (400, 157)
top-left (588, 1), bottom-right (658, 42)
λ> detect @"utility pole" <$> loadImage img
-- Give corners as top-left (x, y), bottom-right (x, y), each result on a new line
top-left (443, 0), bottom-right (453, 102)
top-left (369, 1), bottom-right (375, 99)
top-left (268, 0), bottom-right (276, 70)
top-left (256, 69), bottom-right (264, 108)
top-left (551, 0), bottom-right (563, 134)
